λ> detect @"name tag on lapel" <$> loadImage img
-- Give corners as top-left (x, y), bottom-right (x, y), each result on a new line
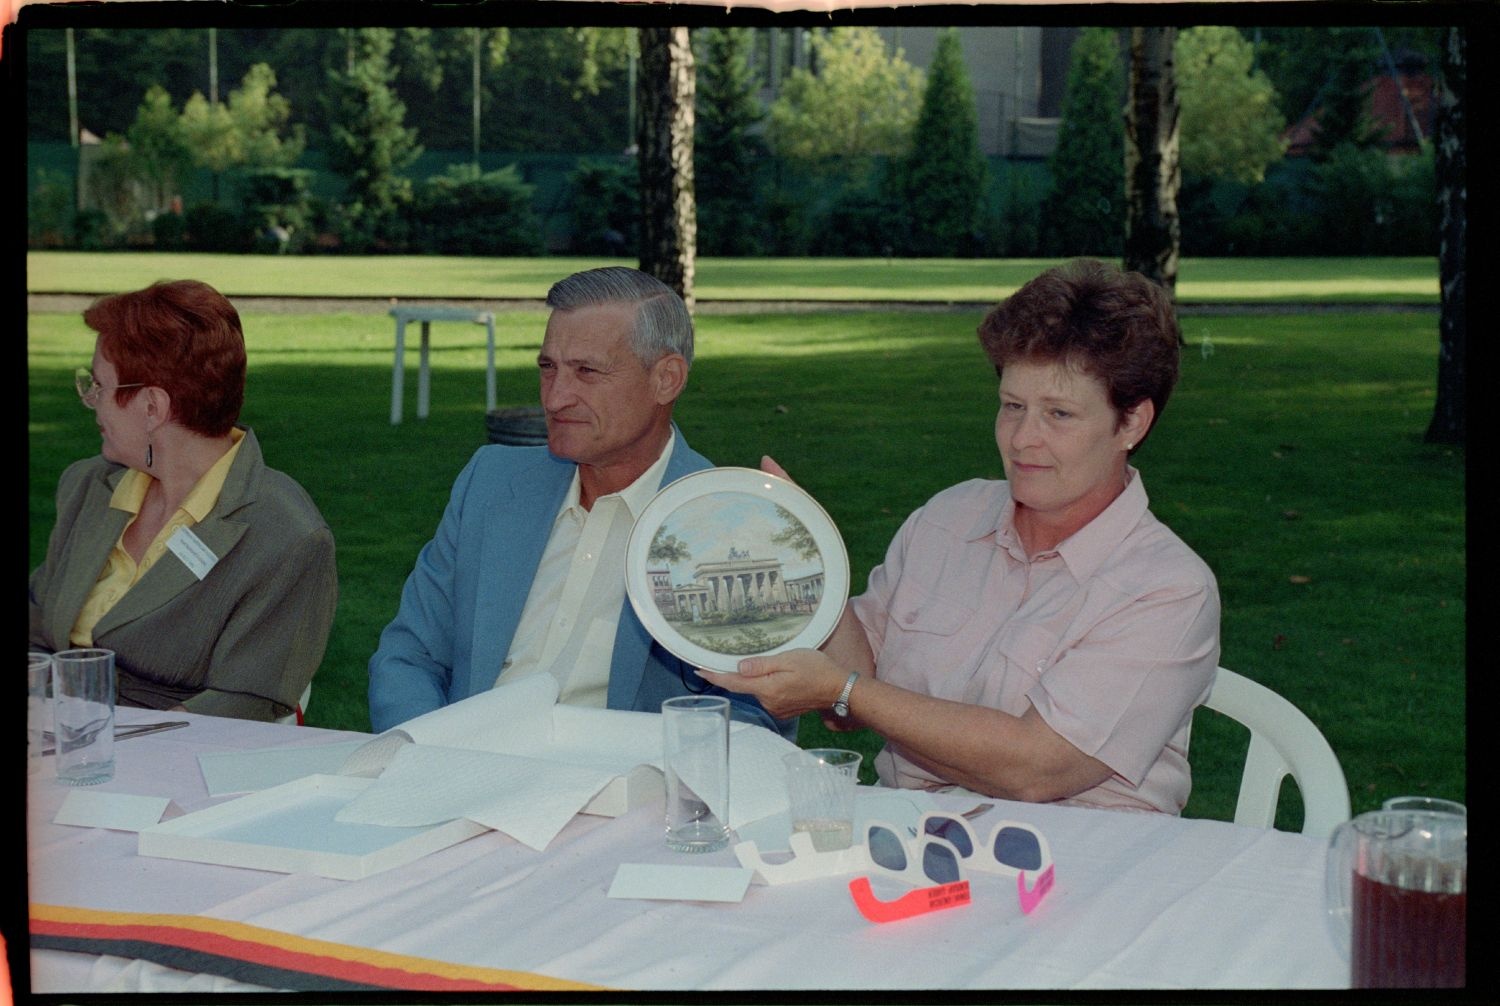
top-left (166, 526), bottom-right (219, 581)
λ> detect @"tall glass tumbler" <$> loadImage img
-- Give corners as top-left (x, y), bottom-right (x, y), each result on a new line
top-left (28, 652), bottom-right (52, 775)
top-left (52, 648), bottom-right (117, 786)
top-left (662, 695), bottom-right (731, 853)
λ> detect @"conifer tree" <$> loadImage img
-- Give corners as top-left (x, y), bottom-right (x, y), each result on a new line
top-left (902, 29), bottom-right (986, 256)
top-left (323, 28), bottom-right (422, 248)
top-left (696, 27), bottom-right (766, 256)
top-left (1043, 27), bottom-right (1124, 256)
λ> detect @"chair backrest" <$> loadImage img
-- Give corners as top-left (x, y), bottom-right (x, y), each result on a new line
top-left (275, 682), bottom-right (313, 727)
top-left (1201, 667), bottom-right (1351, 839)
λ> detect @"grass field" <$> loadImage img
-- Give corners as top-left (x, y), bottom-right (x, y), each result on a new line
top-left (26, 251), bottom-right (1440, 304)
top-left (26, 256), bottom-right (1464, 832)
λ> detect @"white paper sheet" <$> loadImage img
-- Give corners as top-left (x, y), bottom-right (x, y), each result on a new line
top-left (550, 704), bottom-right (664, 770)
top-left (608, 863), bottom-right (755, 903)
top-left (191, 674), bottom-right (804, 864)
top-left (199, 740), bottom-right (367, 795)
top-left (333, 678), bottom-right (803, 842)
top-left (53, 791), bottom-right (176, 833)
top-left (392, 673), bottom-right (559, 753)
top-left (335, 743), bottom-right (621, 851)
top-left (138, 775), bottom-right (488, 880)
top-left (726, 721), bottom-right (805, 829)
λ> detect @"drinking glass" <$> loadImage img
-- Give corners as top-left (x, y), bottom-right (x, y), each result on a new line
top-left (784, 748), bottom-right (862, 852)
top-left (52, 648), bottom-right (117, 786)
top-left (662, 695), bottom-right (730, 853)
top-left (28, 652), bottom-right (52, 775)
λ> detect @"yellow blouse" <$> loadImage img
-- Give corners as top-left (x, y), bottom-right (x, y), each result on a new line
top-left (69, 429), bottom-right (246, 647)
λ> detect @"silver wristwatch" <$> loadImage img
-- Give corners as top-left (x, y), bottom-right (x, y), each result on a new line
top-left (832, 671), bottom-right (860, 718)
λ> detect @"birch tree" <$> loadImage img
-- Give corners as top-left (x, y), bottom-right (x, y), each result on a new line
top-left (1123, 26), bottom-right (1181, 304)
top-left (637, 26), bottom-right (697, 310)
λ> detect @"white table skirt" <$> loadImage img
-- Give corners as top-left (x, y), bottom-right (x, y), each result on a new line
top-left (26, 708), bottom-right (1349, 992)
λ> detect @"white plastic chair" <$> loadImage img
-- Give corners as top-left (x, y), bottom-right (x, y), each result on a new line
top-left (275, 682), bottom-right (313, 727)
top-left (1200, 666), bottom-right (1351, 839)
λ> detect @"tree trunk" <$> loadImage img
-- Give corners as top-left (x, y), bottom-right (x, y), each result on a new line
top-left (1123, 27), bottom-right (1181, 310)
top-left (1426, 27), bottom-right (1465, 445)
top-left (637, 27), bottom-right (697, 312)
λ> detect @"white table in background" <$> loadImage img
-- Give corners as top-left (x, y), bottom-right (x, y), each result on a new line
top-left (389, 304), bottom-right (496, 424)
top-left (25, 709), bottom-right (1349, 992)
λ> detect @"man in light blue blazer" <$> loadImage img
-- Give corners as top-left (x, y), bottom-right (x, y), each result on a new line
top-left (369, 268), bottom-right (794, 739)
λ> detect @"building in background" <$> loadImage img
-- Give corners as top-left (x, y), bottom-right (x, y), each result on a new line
top-left (747, 26), bottom-right (1081, 159)
top-left (1281, 49), bottom-right (1437, 158)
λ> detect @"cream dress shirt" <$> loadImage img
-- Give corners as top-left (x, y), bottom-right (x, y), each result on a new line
top-left (498, 439), bottom-right (674, 707)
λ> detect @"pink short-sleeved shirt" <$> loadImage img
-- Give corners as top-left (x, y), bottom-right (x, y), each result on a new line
top-left (850, 471), bottom-right (1220, 814)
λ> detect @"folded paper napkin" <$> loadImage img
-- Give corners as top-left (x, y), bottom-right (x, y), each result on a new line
top-left (199, 675), bottom-right (803, 851)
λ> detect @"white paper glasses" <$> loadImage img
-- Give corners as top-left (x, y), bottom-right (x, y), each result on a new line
top-left (921, 813), bottom-right (1052, 875)
top-left (866, 813), bottom-right (1056, 914)
top-left (865, 819), bottom-right (966, 886)
top-left (738, 809), bottom-right (1056, 917)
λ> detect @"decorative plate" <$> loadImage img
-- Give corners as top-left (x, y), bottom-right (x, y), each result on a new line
top-left (625, 467), bottom-right (850, 674)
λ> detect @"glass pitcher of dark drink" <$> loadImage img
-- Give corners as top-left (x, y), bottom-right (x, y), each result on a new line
top-left (1325, 804), bottom-right (1466, 988)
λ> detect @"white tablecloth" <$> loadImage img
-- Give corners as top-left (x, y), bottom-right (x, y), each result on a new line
top-left (26, 708), bottom-right (1348, 991)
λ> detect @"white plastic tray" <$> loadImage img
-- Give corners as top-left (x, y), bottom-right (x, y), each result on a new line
top-left (138, 774), bottom-right (488, 880)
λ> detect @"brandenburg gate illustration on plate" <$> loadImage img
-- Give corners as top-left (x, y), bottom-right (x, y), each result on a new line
top-left (651, 546), bottom-right (825, 623)
top-left (643, 492), bottom-right (828, 655)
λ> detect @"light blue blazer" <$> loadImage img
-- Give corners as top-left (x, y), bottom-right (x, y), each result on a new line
top-left (368, 427), bottom-right (795, 739)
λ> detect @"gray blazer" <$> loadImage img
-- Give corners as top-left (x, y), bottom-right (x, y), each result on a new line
top-left (29, 427), bottom-right (338, 721)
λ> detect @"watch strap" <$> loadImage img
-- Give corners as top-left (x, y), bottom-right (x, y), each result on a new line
top-left (832, 671), bottom-right (860, 717)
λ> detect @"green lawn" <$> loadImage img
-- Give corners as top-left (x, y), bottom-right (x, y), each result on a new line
top-left (26, 267), bottom-right (1463, 833)
top-left (27, 251), bottom-right (1440, 304)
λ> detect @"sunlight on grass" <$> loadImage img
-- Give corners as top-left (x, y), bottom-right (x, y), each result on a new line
top-left (28, 252), bottom-right (1439, 304)
top-left (1187, 278), bottom-right (1437, 299)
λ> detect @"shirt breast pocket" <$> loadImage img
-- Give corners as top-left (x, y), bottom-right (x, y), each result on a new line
top-left (887, 581), bottom-right (976, 638)
top-left (878, 582), bottom-right (976, 692)
top-left (989, 620), bottom-right (1063, 691)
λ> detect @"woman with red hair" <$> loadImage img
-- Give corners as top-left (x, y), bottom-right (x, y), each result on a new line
top-left (29, 280), bottom-right (337, 722)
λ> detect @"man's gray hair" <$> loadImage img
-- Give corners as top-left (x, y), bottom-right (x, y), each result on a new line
top-left (545, 266), bottom-right (694, 367)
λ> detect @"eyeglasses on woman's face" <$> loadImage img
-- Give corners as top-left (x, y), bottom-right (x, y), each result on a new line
top-left (74, 366), bottom-right (146, 409)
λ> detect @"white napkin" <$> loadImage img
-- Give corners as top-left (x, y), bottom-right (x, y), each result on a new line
top-left (335, 743), bottom-right (621, 850)
top-left (330, 676), bottom-right (801, 846)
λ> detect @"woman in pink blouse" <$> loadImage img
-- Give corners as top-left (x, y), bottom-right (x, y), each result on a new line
top-left (706, 259), bottom-right (1220, 814)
